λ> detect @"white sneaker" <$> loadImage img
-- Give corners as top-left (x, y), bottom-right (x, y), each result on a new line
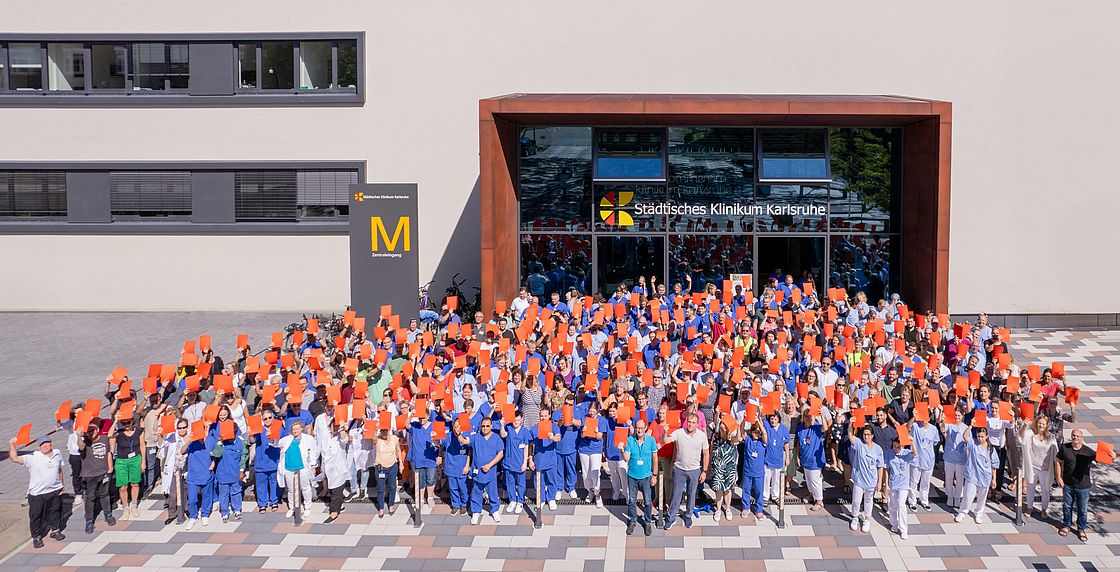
top-left (585, 494), bottom-right (594, 503)
top-left (555, 492), bottom-right (562, 501)
top-left (850, 517), bottom-right (859, 531)
top-left (953, 514), bottom-right (964, 523)
top-left (569, 490), bottom-right (578, 500)
top-left (595, 496), bottom-right (603, 508)
top-left (514, 503), bottom-right (523, 514)
top-left (471, 513), bottom-right (481, 525)
top-left (548, 500), bottom-right (557, 510)
top-left (900, 531), bottom-right (908, 540)
top-left (426, 497), bottom-right (434, 507)
top-left (974, 515), bottom-right (983, 524)
top-left (73, 494), bottom-right (82, 504)
top-left (201, 517), bottom-right (209, 527)
top-left (185, 518), bottom-right (196, 530)
top-left (132, 504), bottom-right (141, 517)
top-left (714, 511), bottom-right (721, 523)
top-left (860, 519), bottom-right (871, 533)
top-left (492, 511), bottom-right (502, 523)
top-left (741, 509), bottom-right (749, 519)
top-left (302, 507), bottom-right (310, 518)
top-left (505, 503), bottom-right (515, 514)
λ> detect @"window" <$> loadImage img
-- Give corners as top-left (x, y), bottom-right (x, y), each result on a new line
top-left (47, 43), bottom-right (84, 91)
top-left (520, 234), bottom-right (592, 298)
top-left (261, 42), bottom-right (294, 90)
top-left (296, 170), bottom-right (355, 218)
top-left (130, 43), bottom-right (189, 90)
top-left (518, 126), bottom-right (593, 231)
top-left (594, 128), bottom-right (666, 181)
top-left (337, 40), bottom-right (357, 89)
top-left (0, 171), bottom-right (67, 218)
top-left (237, 43), bottom-right (257, 89)
top-left (236, 169), bottom-right (357, 221)
top-left (298, 41), bottom-right (331, 90)
top-left (758, 129), bottom-right (830, 182)
top-left (8, 43), bottom-right (42, 90)
top-left (91, 44), bottom-right (127, 90)
top-left (109, 171), bottom-right (191, 220)
top-left (668, 127), bottom-right (755, 232)
top-left (0, 46), bottom-right (6, 91)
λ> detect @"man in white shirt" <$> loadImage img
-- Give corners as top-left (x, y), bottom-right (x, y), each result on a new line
top-left (663, 413), bottom-right (709, 530)
top-left (510, 288), bottom-right (532, 323)
top-left (815, 356), bottom-right (840, 394)
top-left (10, 435), bottom-right (66, 548)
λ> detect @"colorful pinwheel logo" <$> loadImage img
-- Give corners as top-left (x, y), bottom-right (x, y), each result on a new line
top-left (353, 192), bottom-right (365, 202)
top-left (598, 190), bottom-right (634, 226)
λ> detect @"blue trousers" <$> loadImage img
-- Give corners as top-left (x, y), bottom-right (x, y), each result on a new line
top-left (470, 476), bottom-right (500, 515)
top-left (627, 475), bottom-right (653, 525)
top-left (217, 482), bottom-right (243, 516)
top-left (1062, 486), bottom-right (1090, 531)
top-left (373, 464), bottom-right (398, 511)
top-left (559, 453), bottom-right (578, 491)
top-left (447, 474), bottom-right (469, 509)
top-left (741, 472), bottom-right (764, 514)
top-left (186, 479), bottom-right (213, 519)
top-left (255, 470), bottom-right (278, 508)
top-left (504, 470), bottom-right (526, 504)
top-left (538, 465), bottom-right (559, 502)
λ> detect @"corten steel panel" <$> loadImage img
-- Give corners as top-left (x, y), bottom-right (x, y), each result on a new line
top-left (479, 94), bottom-right (951, 314)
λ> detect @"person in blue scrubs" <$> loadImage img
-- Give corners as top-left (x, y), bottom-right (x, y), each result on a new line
top-left (499, 410), bottom-right (532, 514)
top-left (184, 431), bottom-right (216, 528)
top-left (954, 425), bottom-right (998, 524)
top-left (531, 406), bottom-right (562, 510)
top-left (908, 417), bottom-right (939, 511)
top-left (214, 427), bottom-right (245, 522)
top-left (458, 416), bottom-right (504, 524)
top-left (252, 410), bottom-right (285, 512)
top-left (942, 404), bottom-right (970, 509)
top-left (847, 424), bottom-right (885, 532)
top-left (553, 394), bottom-right (580, 499)
top-left (443, 415), bottom-right (472, 516)
top-left (796, 410), bottom-right (831, 510)
top-left (763, 412), bottom-right (790, 507)
top-left (740, 418), bottom-right (768, 519)
top-left (885, 437), bottom-right (914, 539)
top-left (407, 415), bottom-right (439, 508)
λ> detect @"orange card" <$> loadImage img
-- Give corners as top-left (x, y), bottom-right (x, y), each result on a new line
top-left (363, 419), bottom-right (378, 440)
top-left (190, 420), bottom-right (206, 442)
top-left (1096, 441), bottom-right (1114, 463)
top-left (582, 416), bottom-right (599, 438)
top-left (14, 423), bottom-right (32, 446)
top-left (203, 404), bottom-right (220, 423)
top-left (455, 412), bottom-right (470, 433)
top-left (246, 414), bottom-right (263, 435)
top-left (334, 404), bottom-right (350, 425)
top-left (395, 414), bottom-right (408, 431)
top-left (538, 420), bottom-right (553, 440)
top-left (562, 406), bottom-right (574, 426)
top-left (160, 414), bottom-right (177, 436)
top-left (269, 419), bottom-right (283, 441)
top-left (219, 420), bottom-right (235, 440)
top-left (721, 413), bottom-right (737, 435)
top-left (797, 382), bottom-right (809, 400)
top-left (897, 424), bottom-right (913, 446)
top-left (613, 426), bottom-right (628, 448)
top-left (271, 332), bottom-right (284, 348)
top-left (214, 375), bottom-right (234, 394)
top-left (914, 402), bottom-right (930, 423)
top-left (943, 406), bottom-right (958, 424)
top-left (997, 401), bottom-right (1012, 421)
top-left (1051, 362), bottom-right (1065, 378)
top-left (55, 401), bottom-right (72, 422)
top-left (1028, 383), bottom-right (1043, 403)
top-left (432, 421), bottom-right (447, 440)
top-left (809, 397), bottom-right (822, 417)
top-left (852, 407), bottom-right (866, 428)
top-left (973, 409), bottom-right (988, 428)
top-left (110, 366), bottom-right (128, 384)
top-left (447, 296), bottom-right (458, 311)
top-left (1019, 401), bottom-right (1035, 420)
top-left (199, 335), bottom-right (211, 352)
top-left (85, 398), bottom-right (102, 416)
top-left (1065, 387), bottom-right (1080, 406)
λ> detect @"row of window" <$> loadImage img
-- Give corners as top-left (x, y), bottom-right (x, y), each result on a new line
top-left (0, 169), bottom-right (357, 221)
top-left (0, 39), bottom-right (357, 94)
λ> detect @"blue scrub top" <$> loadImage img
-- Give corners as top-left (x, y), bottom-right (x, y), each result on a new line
top-left (502, 425), bottom-right (533, 471)
top-left (910, 423), bottom-right (939, 472)
top-left (964, 441), bottom-right (998, 487)
top-left (886, 448), bottom-right (914, 491)
top-left (742, 436), bottom-right (766, 477)
top-left (407, 422), bottom-right (439, 469)
top-left (764, 423), bottom-right (790, 469)
top-left (849, 439), bottom-right (885, 491)
top-left (943, 423), bottom-right (969, 465)
top-left (797, 424), bottom-right (826, 471)
top-left (468, 432), bottom-right (504, 483)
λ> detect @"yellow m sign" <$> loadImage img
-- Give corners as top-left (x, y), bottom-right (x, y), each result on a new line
top-left (370, 216), bottom-right (411, 252)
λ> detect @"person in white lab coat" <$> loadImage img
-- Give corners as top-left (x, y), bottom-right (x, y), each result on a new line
top-left (157, 418), bottom-right (189, 525)
top-left (278, 421), bottom-right (319, 519)
top-left (320, 421), bottom-right (352, 523)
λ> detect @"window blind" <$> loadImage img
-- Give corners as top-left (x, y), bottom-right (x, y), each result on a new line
top-left (109, 171), bottom-right (191, 219)
top-left (0, 171), bottom-right (67, 218)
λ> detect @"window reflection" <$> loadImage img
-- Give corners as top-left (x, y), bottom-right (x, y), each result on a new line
top-left (46, 43), bottom-right (84, 91)
top-left (594, 128), bottom-right (666, 180)
top-left (518, 127), bottom-right (592, 231)
top-left (261, 42), bottom-right (294, 90)
top-left (759, 129), bottom-right (829, 181)
top-left (668, 235), bottom-right (753, 294)
top-left (754, 184), bottom-right (828, 232)
top-left (91, 44), bottom-right (127, 90)
top-left (830, 128), bottom-right (899, 233)
top-left (520, 234), bottom-right (592, 299)
top-left (668, 127), bottom-right (754, 233)
top-left (829, 234), bottom-right (896, 302)
top-left (596, 236), bottom-right (663, 296)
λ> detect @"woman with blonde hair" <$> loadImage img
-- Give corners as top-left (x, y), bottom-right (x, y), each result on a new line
top-left (1021, 415), bottom-right (1058, 518)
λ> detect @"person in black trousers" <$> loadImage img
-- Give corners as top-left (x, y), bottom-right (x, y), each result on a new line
top-left (10, 435), bottom-right (66, 549)
top-left (78, 420), bottom-right (116, 533)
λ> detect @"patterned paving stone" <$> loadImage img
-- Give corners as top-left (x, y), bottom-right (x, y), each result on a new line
top-left (4, 321), bottom-right (1120, 571)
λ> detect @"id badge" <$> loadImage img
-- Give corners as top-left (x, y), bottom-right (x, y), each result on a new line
top-left (128, 452), bottom-right (137, 459)
top-left (636, 459), bottom-right (645, 466)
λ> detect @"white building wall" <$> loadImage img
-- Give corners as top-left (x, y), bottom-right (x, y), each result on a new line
top-left (1, 0), bottom-right (1118, 314)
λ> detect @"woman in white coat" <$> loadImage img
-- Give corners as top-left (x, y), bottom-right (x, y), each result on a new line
top-left (278, 421), bottom-right (319, 519)
top-left (320, 421), bottom-right (352, 523)
top-left (1020, 415), bottom-right (1058, 518)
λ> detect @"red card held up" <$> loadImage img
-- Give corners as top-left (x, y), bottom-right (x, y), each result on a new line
top-left (1096, 441), bottom-right (1115, 464)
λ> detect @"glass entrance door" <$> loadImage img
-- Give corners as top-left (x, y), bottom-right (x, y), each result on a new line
top-left (756, 236), bottom-right (824, 293)
top-left (595, 236), bottom-right (664, 296)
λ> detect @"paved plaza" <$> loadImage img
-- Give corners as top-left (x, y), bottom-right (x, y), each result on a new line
top-left (1, 317), bottom-right (1119, 571)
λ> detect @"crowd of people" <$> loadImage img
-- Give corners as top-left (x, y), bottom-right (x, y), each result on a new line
top-left (10, 272), bottom-right (1117, 550)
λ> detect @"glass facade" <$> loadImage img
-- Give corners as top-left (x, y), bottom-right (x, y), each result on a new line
top-left (518, 125), bottom-right (902, 301)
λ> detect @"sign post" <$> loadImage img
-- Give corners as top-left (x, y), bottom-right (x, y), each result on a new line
top-left (349, 183), bottom-right (420, 322)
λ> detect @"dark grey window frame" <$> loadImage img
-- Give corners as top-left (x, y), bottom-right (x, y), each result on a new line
top-left (0, 33), bottom-right (363, 107)
top-left (0, 161), bottom-right (364, 235)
